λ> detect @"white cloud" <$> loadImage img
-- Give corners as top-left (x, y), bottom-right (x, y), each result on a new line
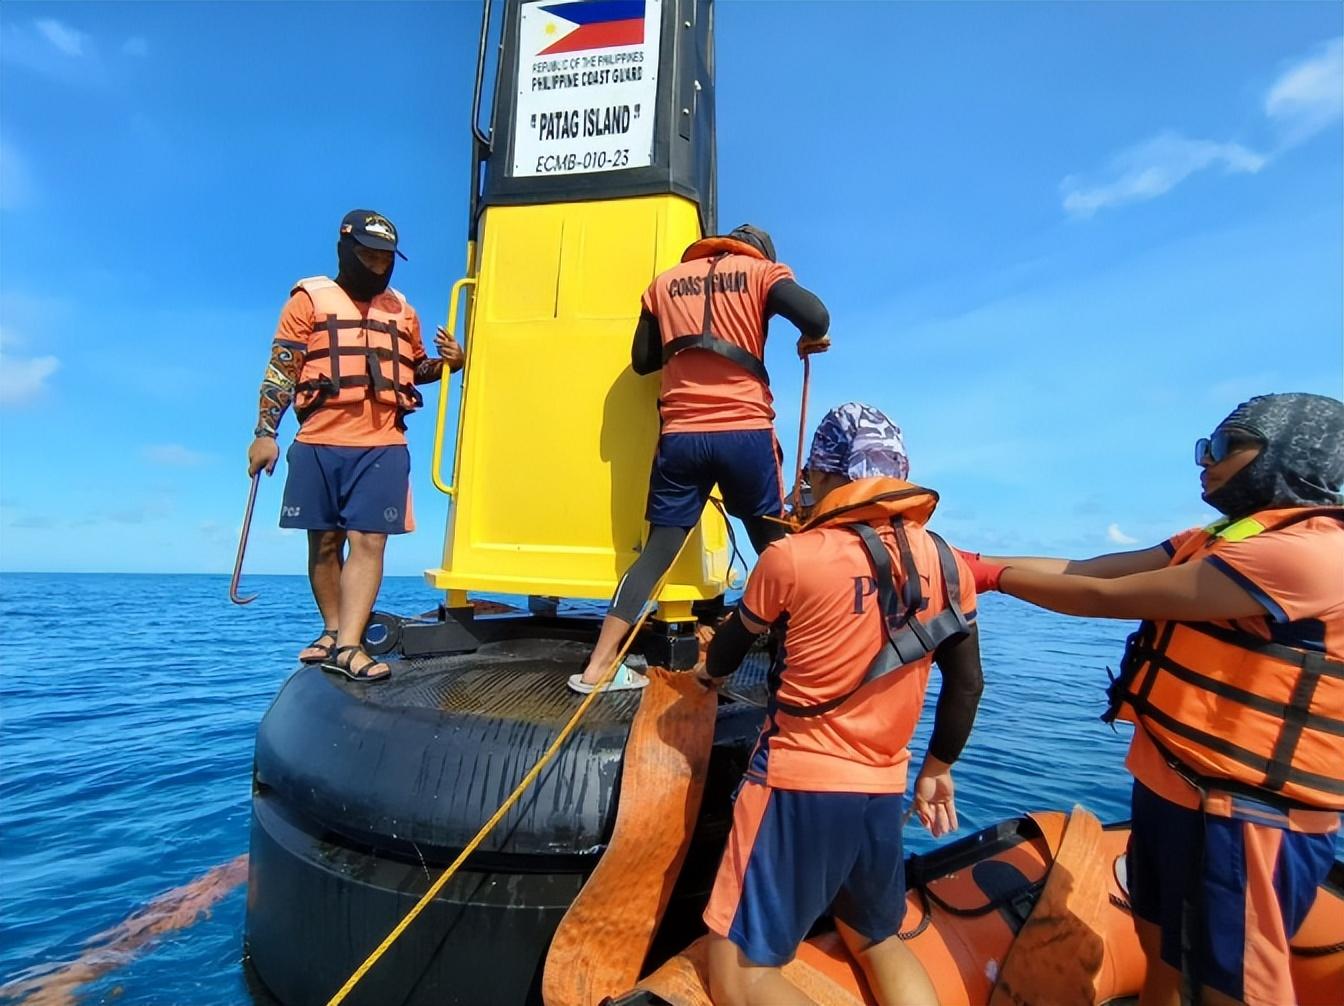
top-left (34, 18), bottom-right (88, 57)
top-left (121, 36), bottom-right (148, 58)
top-left (142, 444), bottom-right (211, 467)
top-left (0, 352), bottom-right (60, 406)
top-left (1106, 523), bottom-right (1139, 545)
top-left (1062, 132), bottom-right (1267, 218)
top-left (1265, 37), bottom-right (1344, 144)
top-left (1062, 36), bottom-right (1341, 218)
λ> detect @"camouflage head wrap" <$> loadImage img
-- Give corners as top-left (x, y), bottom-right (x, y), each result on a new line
top-left (807, 402), bottom-right (910, 481)
top-left (1203, 392), bottom-right (1344, 518)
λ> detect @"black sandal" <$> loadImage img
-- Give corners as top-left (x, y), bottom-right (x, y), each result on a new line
top-left (322, 645), bottom-right (391, 683)
top-left (298, 628), bottom-right (340, 664)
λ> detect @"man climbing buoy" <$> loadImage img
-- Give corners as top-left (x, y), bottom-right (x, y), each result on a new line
top-left (569, 224), bottom-right (830, 694)
top-left (693, 403), bottom-right (985, 1006)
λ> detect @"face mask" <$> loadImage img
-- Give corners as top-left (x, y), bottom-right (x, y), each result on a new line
top-left (335, 235), bottom-right (392, 300)
top-left (1202, 393), bottom-right (1344, 518)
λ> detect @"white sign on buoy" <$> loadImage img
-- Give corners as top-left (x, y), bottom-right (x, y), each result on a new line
top-left (513, 0), bottom-right (663, 177)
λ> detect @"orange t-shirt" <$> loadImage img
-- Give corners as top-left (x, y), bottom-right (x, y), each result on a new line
top-left (1126, 515), bottom-right (1344, 832)
top-left (641, 254), bottom-right (794, 434)
top-left (740, 522), bottom-right (978, 794)
top-left (272, 290), bottom-right (428, 448)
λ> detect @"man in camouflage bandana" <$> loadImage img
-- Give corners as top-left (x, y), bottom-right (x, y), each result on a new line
top-left (695, 403), bottom-right (983, 1004)
top-left (807, 402), bottom-right (910, 483)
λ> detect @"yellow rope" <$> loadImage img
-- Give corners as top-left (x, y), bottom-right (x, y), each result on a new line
top-left (326, 549), bottom-right (689, 1005)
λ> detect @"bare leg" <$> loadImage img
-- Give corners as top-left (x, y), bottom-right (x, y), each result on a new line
top-left (1136, 918), bottom-right (1182, 1006)
top-left (336, 530), bottom-right (386, 654)
top-left (579, 613), bottom-right (636, 685)
top-left (705, 936), bottom-right (815, 1006)
top-left (835, 919), bottom-right (937, 1006)
top-left (298, 529), bottom-right (345, 660)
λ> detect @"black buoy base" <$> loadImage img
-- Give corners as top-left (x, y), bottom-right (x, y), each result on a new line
top-left (244, 626), bottom-right (769, 1005)
top-left (247, 793), bottom-right (579, 1006)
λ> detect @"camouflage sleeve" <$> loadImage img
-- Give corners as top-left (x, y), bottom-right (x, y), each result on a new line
top-left (255, 340), bottom-right (304, 438)
top-left (405, 310), bottom-right (444, 385)
top-left (413, 358), bottom-right (445, 385)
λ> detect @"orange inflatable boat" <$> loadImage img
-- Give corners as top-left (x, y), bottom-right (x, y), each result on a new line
top-left (603, 810), bottom-right (1344, 1006)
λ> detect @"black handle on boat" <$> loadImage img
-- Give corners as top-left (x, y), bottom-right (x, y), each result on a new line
top-left (230, 472), bottom-right (260, 605)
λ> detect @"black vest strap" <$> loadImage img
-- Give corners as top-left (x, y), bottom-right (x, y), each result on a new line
top-left (662, 255), bottom-right (771, 385)
top-left (775, 522), bottom-right (970, 718)
top-left (1106, 619), bottom-right (1344, 806)
top-left (297, 313), bottom-right (418, 424)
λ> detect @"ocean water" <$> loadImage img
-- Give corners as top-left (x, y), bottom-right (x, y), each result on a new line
top-left (2, 572), bottom-right (1148, 1004)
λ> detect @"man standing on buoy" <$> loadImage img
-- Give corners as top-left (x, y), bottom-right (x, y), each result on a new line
top-left (246, 210), bottom-right (463, 682)
top-left (696, 403), bottom-right (985, 1006)
top-left (569, 224), bottom-right (831, 694)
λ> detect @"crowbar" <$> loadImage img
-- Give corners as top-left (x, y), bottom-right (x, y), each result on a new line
top-left (230, 471), bottom-right (260, 605)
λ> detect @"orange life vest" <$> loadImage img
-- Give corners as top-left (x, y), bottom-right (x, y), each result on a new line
top-left (660, 238), bottom-right (771, 385)
top-left (776, 478), bottom-right (970, 717)
top-left (292, 276), bottom-right (423, 425)
top-left (1105, 506), bottom-right (1344, 810)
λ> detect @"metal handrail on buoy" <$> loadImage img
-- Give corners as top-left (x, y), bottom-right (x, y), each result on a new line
top-left (431, 275), bottom-right (477, 497)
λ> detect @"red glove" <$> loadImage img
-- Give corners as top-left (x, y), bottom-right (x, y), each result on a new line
top-left (955, 548), bottom-right (1006, 593)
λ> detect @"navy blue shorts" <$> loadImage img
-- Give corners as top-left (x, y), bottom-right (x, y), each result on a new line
top-left (645, 429), bottom-right (783, 528)
top-left (704, 781), bottom-right (908, 966)
top-left (280, 443), bottom-right (414, 534)
top-left (1127, 781), bottom-right (1337, 1002)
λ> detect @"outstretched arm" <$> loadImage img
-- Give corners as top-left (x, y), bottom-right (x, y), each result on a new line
top-left (999, 560), bottom-right (1264, 622)
top-left (983, 545), bottom-right (1171, 579)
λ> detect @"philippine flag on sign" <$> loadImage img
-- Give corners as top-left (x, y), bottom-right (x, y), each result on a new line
top-left (537, 0), bottom-right (645, 56)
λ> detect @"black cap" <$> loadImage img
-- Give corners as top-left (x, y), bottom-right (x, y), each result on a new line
top-left (339, 209), bottom-right (407, 261)
top-left (728, 224), bottom-right (776, 262)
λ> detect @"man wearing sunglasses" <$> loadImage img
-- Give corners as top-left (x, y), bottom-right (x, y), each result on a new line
top-left (958, 392), bottom-right (1344, 1006)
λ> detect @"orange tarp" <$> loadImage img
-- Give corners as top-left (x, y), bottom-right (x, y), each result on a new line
top-left (542, 668), bottom-right (717, 1006)
top-left (989, 807), bottom-right (1107, 1006)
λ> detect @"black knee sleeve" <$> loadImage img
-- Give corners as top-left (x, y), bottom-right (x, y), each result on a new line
top-left (610, 525), bottom-right (691, 622)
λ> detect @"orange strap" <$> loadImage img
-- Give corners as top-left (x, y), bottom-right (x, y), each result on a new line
top-left (989, 806), bottom-right (1108, 1006)
top-left (541, 669), bottom-right (717, 1006)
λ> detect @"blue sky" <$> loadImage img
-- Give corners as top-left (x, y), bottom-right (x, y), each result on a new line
top-left (1, 1), bottom-right (1340, 576)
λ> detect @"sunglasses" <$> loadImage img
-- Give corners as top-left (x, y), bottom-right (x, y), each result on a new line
top-left (1195, 429), bottom-right (1260, 465)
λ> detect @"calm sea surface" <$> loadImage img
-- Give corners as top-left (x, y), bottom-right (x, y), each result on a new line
top-left (0, 572), bottom-right (1175, 1003)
